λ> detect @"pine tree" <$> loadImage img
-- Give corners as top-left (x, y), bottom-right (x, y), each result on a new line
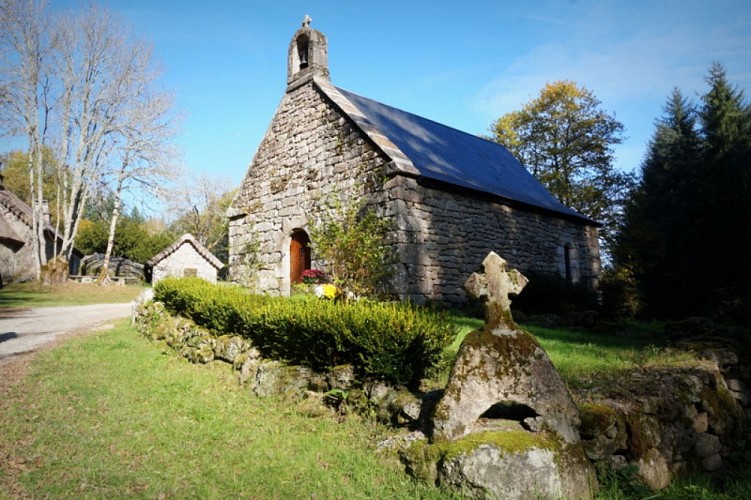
top-left (694, 63), bottom-right (751, 318)
top-left (617, 89), bottom-right (701, 317)
top-left (616, 64), bottom-right (751, 320)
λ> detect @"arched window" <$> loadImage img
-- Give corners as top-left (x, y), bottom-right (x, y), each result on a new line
top-left (289, 230), bottom-right (311, 284)
top-left (564, 244), bottom-right (572, 283)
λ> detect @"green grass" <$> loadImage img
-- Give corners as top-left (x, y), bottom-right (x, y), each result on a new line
top-left (526, 323), bottom-right (700, 390)
top-left (1, 295), bottom-right (747, 499)
top-left (0, 321), bottom-right (456, 498)
top-left (443, 314), bottom-right (698, 390)
top-left (0, 282), bottom-right (145, 308)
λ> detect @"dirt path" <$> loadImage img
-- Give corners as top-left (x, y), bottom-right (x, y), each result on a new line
top-left (0, 303), bottom-right (132, 364)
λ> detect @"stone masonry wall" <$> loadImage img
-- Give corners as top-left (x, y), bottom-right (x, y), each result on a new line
top-left (229, 80), bottom-right (600, 303)
top-left (228, 81), bottom-right (388, 295)
top-left (0, 202), bottom-right (36, 283)
top-left (152, 243), bottom-right (218, 284)
top-left (383, 175), bottom-right (600, 304)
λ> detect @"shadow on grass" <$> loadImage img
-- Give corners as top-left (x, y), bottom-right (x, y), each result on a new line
top-left (0, 282), bottom-right (145, 308)
top-left (0, 286), bottom-right (54, 308)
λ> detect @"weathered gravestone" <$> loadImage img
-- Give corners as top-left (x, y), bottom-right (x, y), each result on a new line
top-left (433, 252), bottom-right (581, 442)
top-left (422, 252), bottom-right (596, 499)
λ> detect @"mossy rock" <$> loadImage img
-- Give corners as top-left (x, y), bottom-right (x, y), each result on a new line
top-left (624, 412), bottom-right (661, 458)
top-left (214, 335), bottom-right (250, 363)
top-left (579, 403), bottom-right (628, 460)
top-left (403, 431), bottom-right (596, 499)
top-left (180, 342), bottom-right (215, 364)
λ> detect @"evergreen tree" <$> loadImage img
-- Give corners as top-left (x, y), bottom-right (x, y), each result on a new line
top-left (616, 64), bottom-right (751, 320)
top-left (694, 63), bottom-right (751, 318)
top-left (616, 89), bottom-right (701, 317)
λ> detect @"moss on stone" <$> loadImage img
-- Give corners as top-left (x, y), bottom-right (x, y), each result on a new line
top-left (435, 430), bottom-right (561, 461)
top-left (624, 412), bottom-right (660, 458)
top-left (401, 440), bottom-right (439, 483)
top-left (699, 384), bottom-right (746, 441)
top-left (404, 430), bottom-right (564, 484)
top-left (459, 328), bottom-right (543, 383)
top-left (580, 403), bottom-right (621, 434)
top-left (233, 351), bottom-right (249, 371)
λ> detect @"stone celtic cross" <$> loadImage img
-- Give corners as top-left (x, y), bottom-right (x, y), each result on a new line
top-left (464, 252), bottom-right (528, 329)
top-left (302, 14), bottom-right (312, 27)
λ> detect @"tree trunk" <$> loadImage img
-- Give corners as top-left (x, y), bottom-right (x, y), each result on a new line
top-left (99, 175), bottom-right (124, 285)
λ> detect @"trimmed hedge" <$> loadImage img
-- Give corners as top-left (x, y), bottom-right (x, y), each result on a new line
top-left (154, 277), bottom-right (456, 387)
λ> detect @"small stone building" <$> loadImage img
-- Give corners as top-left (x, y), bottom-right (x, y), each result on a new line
top-left (228, 19), bottom-right (600, 304)
top-left (146, 233), bottom-right (224, 285)
top-left (0, 173), bottom-right (81, 283)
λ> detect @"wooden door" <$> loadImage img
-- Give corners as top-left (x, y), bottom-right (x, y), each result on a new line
top-left (290, 231), bottom-right (311, 284)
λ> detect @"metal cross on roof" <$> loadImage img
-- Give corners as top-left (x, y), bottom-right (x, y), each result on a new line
top-left (464, 252), bottom-right (528, 329)
top-left (302, 14), bottom-right (312, 27)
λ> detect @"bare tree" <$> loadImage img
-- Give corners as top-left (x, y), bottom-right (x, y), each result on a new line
top-left (99, 66), bottom-right (179, 283)
top-left (166, 175), bottom-right (235, 262)
top-left (0, 0), bottom-right (56, 278)
top-left (1, 2), bottom-right (180, 281)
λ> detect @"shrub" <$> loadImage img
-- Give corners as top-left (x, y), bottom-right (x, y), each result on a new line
top-left (154, 277), bottom-right (456, 387)
top-left (598, 266), bottom-right (641, 319)
top-left (309, 196), bottom-right (394, 299)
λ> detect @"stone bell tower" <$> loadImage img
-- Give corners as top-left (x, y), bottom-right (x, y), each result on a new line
top-left (287, 15), bottom-right (329, 90)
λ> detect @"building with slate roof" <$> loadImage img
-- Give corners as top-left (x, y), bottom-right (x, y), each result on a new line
top-left (228, 19), bottom-right (600, 304)
top-left (0, 172), bottom-right (81, 284)
top-left (146, 233), bottom-right (224, 285)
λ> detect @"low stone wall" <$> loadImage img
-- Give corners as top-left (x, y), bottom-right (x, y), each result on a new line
top-left (133, 301), bottom-right (749, 494)
top-left (577, 356), bottom-right (748, 490)
top-left (133, 301), bottom-right (426, 426)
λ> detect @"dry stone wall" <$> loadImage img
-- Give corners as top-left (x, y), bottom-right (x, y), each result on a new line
top-left (229, 80), bottom-right (600, 304)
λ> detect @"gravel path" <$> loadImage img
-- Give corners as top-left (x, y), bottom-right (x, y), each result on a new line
top-left (0, 303), bottom-right (132, 364)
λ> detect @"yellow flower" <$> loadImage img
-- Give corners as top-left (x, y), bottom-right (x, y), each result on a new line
top-left (322, 284), bottom-right (340, 300)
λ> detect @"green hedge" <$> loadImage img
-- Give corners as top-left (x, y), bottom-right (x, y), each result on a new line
top-left (154, 277), bottom-right (456, 387)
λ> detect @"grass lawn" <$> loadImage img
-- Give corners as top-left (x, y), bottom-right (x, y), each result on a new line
top-left (0, 282), bottom-right (145, 308)
top-left (1, 295), bottom-right (748, 498)
top-left (444, 314), bottom-right (698, 390)
top-left (0, 320), bottom-right (456, 498)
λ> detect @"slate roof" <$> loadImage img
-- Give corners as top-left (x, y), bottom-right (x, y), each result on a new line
top-left (146, 233), bottom-right (224, 270)
top-left (316, 80), bottom-right (593, 224)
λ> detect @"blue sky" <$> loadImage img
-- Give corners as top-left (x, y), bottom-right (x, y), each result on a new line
top-left (9, 1), bottom-right (751, 190)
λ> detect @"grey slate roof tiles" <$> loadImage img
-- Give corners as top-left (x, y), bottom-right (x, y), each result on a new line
top-left (327, 84), bottom-right (592, 224)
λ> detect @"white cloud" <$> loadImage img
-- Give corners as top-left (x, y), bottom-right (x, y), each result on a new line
top-left (472, 2), bottom-right (751, 173)
top-left (474, 4), bottom-right (751, 118)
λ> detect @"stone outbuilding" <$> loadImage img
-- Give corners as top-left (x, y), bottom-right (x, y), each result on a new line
top-left (0, 172), bottom-right (81, 284)
top-left (228, 18), bottom-right (601, 305)
top-left (146, 233), bottom-right (224, 285)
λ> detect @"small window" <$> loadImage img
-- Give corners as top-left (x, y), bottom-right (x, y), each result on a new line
top-left (183, 268), bottom-right (198, 277)
top-left (564, 244), bottom-right (572, 283)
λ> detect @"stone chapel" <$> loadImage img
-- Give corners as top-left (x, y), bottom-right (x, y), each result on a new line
top-left (228, 18), bottom-right (600, 305)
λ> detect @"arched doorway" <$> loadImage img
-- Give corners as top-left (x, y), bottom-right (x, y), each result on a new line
top-left (289, 230), bottom-right (311, 285)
